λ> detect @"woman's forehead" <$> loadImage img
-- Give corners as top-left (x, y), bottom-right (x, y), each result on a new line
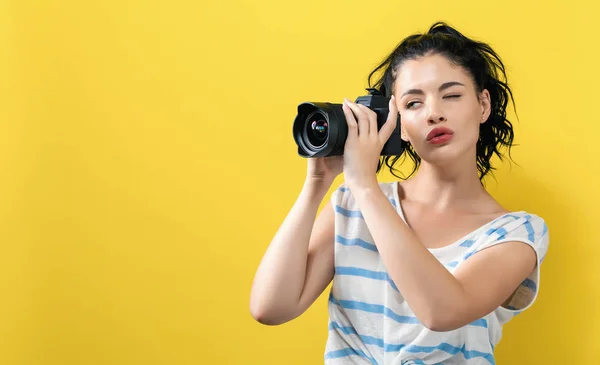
top-left (394, 55), bottom-right (471, 92)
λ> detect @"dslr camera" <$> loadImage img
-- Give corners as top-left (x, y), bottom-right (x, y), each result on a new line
top-left (293, 88), bottom-right (403, 157)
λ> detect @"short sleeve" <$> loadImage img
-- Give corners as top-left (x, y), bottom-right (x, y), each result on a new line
top-left (330, 183), bottom-right (348, 207)
top-left (471, 213), bottom-right (550, 313)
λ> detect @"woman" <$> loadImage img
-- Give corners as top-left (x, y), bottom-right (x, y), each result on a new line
top-left (250, 22), bottom-right (549, 365)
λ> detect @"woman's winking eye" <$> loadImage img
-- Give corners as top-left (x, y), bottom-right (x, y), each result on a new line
top-left (405, 93), bottom-right (462, 109)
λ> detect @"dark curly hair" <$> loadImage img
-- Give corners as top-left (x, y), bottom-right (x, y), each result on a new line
top-left (370, 21), bottom-right (516, 181)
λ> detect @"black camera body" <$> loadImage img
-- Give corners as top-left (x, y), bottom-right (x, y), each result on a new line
top-left (293, 88), bottom-right (403, 158)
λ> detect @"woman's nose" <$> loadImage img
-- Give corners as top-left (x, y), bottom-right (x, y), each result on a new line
top-left (427, 103), bottom-right (446, 124)
top-left (427, 104), bottom-right (447, 124)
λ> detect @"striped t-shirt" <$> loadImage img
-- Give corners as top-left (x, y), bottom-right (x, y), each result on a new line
top-left (324, 181), bottom-right (549, 365)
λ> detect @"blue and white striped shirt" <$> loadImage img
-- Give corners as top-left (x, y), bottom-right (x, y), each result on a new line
top-left (324, 181), bottom-right (549, 365)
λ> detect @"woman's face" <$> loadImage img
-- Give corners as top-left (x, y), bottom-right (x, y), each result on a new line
top-left (393, 53), bottom-right (491, 165)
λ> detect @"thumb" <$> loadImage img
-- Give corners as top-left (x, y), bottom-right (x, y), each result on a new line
top-left (379, 95), bottom-right (399, 144)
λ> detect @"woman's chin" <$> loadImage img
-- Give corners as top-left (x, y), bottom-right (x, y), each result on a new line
top-left (419, 147), bottom-right (468, 166)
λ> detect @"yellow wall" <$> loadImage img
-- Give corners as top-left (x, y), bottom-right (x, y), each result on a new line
top-left (0, 0), bottom-right (598, 364)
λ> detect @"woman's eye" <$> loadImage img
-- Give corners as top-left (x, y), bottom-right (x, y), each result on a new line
top-left (406, 101), bottom-right (421, 109)
top-left (445, 94), bottom-right (461, 99)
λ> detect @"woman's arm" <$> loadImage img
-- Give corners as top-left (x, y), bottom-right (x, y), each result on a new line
top-left (338, 98), bottom-right (537, 332)
top-left (352, 185), bottom-right (537, 331)
top-left (249, 179), bottom-right (336, 325)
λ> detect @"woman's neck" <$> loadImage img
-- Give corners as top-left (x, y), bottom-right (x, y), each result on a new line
top-left (400, 159), bottom-right (489, 212)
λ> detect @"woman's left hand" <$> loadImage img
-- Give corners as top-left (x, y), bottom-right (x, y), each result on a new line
top-left (341, 95), bottom-right (399, 191)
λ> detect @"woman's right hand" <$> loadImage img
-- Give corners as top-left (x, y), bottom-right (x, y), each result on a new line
top-left (306, 156), bottom-right (344, 184)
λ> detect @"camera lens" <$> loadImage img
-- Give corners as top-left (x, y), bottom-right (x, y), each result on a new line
top-left (305, 111), bottom-right (328, 147)
top-left (310, 119), bottom-right (328, 140)
top-left (294, 101), bottom-right (347, 157)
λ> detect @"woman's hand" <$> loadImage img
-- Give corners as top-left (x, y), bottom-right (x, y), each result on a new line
top-left (341, 96), bottom-right (399, 191)
top-left (306, 156), bottom-right (344, 185)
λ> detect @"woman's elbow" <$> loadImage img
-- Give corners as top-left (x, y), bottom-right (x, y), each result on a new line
top-left (249, 301), bottom-right (296, 326)
top-left (419, 310), bottom-right (464, 332)
top-left (422, 317), bottom-right (459, 332)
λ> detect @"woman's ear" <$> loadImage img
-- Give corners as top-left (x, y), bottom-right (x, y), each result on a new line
top-left (479, 89), bottom-right (492, 124)
top-left (400, 126), bottom-right (409, 142)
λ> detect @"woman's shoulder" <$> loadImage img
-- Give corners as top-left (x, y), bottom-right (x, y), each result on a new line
top-left (332, 180), bottom-right (398, 194)
top-left (330, 181), bottom-right (399, 212)
top-left (331, 180), bottom-right (399, 200)
top-left (486, 210), bottom-right (549, 249)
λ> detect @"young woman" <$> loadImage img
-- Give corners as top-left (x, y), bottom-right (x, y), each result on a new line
top-left (250, 22), bottom-right (549, 365)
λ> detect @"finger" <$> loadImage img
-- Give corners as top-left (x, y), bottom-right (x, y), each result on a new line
top-left (344, 99), bottom-right (369, 137)
top-left (379, 95), bottom-right (399, 144)
top-left (342, 100), bottom-right (358, 140)
top-left (357, 104), bottom-right (378, 139)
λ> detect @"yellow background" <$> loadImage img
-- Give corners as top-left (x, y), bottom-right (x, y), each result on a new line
top-left (0, 0), bottom-right (598, 364)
